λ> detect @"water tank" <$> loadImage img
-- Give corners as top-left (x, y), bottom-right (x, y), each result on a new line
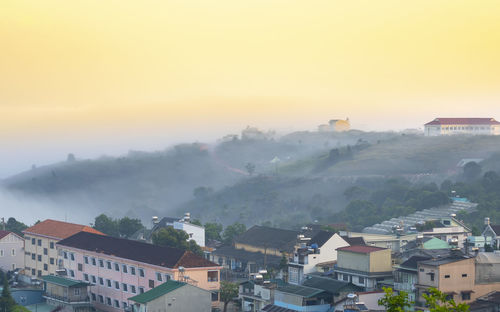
top-left (152, 216), bottom-right (159, 224)
top-left (485, 217), bottom-right (490, 226)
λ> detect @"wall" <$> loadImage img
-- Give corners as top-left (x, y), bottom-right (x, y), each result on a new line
top-left (0, 233), bottom-right (24, 272)
top-left (337, 251), bottom-right (369, 272)
top-left (173, 222), bottom-right (205, 247)
top-left (234, 243), bottom-right (283, 257)
top-left (24, 234), bottom-right (59, 277)
top-left (142, 284), bottom-right (211, 312)
top-left (368, 249), bottom-right (392, 273)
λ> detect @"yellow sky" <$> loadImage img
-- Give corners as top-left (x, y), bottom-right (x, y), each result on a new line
top-left (1, 1), bottom-right (500, 151)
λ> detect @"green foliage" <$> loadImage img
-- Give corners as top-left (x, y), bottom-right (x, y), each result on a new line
top-left (5, 218), bottom-right (28, 236)
top-left (190, 219), bottom-right (202, 226)
top-left (152, 227), bottom-right (203, 256)
top-left (204, 222), bottom-right (223, 241)
top-left (423, 288), bottom-right (469, 312)
top-left (219, 281), bottom-right (239, 312)
top-left (279, 253), bottom-right (288, 271)
top-left (463, 162), bottom-right (482, 181)
top-left (93, 214), bottom-right (143, 238)
top-left (222, 223), bottom-right (246, 245)
top-left (378, 287), bottom-right (412, 312)
top-left (0, 279), bottom-right (16, 312)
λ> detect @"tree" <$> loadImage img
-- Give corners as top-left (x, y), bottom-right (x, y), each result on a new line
top-left (190, 219), bottom-right (202, 226)
top-left (423, 288), bottom-right (469, 312)
top-left (378, 287), bottom-right (412, 312)
top-left (0, 278), bottom-right (16, 312)
top-left (219, 281), bottom-right (239, 312)
top-left (205, 222), bottom-right (223, 241)
top-left (245, 162), bottom-right (256, 176)
top-left (93, 214), bottom-right (119, 237)
top-left (6, 218), bottom-right (28, 236)
top-left (152, 227), bottom-right (203, 256)
top-left (118, 217), bottom-right (143, 238)
top-left (222, 223), bottom-right (246, 245)
top-left (463, 162), bottom-right (482, 181)
top-left (67, 153), bottom-right (76, 162)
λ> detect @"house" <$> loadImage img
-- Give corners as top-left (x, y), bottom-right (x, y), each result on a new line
top-left (318, 119), bottom-right (351, 132)
top-left (133, 213), bottom-right (205, 247)
top-left (0, 230), bottom-right (24, 272)
top-left (239, 279), bottom-right (280, 312)
top-left (42, 275), bottom-right (92, 312)
top-left (210, 245), bottom-right (282, 276)
top-left (334, 246), bottom-right (392, 291)
top-left (23, 219), bottom-right (104, 278)
top-left (424, 118), bottom-right (500, 136)
top-left (393, 256), bottom-right (431, 304)
top-left (129, 280), bottom-right (212, 312)
top-left (56, 231), bottom-right (221, 312)
top-left (262, 283), bottom-right (333, 312)
top-left (422, 226), bottom-right (470, 248)
top-left (234, 226), bottom-right (300, 257)
top-left (469, 291), bottom-right (500, 312)
top-left (302, 276), bottom-right (363, 303)
top-left (415, 251), bottom-right (500, 309)
top-left (288, 232), bottom-right (350, 285)
top-left (482, 221), bottom-right (500, 250)
top-left (402, 237), bottom-right (451, 251)
top-left (340, 232), bottom-right (417, 252)
top-left (333, 291), bottom-right (386, 312)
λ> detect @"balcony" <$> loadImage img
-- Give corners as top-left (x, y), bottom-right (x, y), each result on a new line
top-left (43, 293), bottom-right (90, 305)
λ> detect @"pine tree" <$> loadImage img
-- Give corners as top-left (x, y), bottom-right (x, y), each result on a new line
top-left (0, 278), bottom-right (16, 312)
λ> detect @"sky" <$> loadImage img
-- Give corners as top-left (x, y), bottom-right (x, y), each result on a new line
top-left (1, 0), bottom-right (500, 178)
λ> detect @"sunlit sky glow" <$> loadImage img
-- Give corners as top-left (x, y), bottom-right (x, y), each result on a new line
top-left (1, 0), bottom-right (500, 177)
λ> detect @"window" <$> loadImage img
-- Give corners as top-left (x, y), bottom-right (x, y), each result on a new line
top-left (63, 251), bottom-right (68, 259)
top-left (91, 293), bottom-right (96, 301)
top-left (37, 270), bottom-right (42, 277)
top-left (74, 288), bottom-right (80, 296)
top-left (106, 297), bottom-right (111, 306)
top-left (78, 263), bottom-right (83, 271)
top-left (139, 287), bottom-right (145, 294)
top-left (208, 271), bottom-right (218, 282)
top-left (122, 302), bottom-right (128, 308)
top-left (462, 292), bottom-right (471, 301)
top-left (31, 254), bottom-right (35, 260)
top-left (11, 264), bottom-right (15, 270)
top-left (99, 259), bottom-right (104, 267)
top-left (122, 264), bottom-right (128, 273)
top-left (420, 268), bottom-right (424, 272)
top-left (83, 274), bottom-right (89, 282)
top-left (37, 255), bottom-right (42, 262)
top-left (114, 263), bottom-right (120, 272)
top-left (358, 276), bottom-right (364, 284)
top-left (91, 275), bottom-right (96, 284)
top-left (11, 249), bottom-right (15, 256)
top-left (50, 258), bottom-right (54, 265)
top-left (122, 283), bottom-right (128, 292)
top-left (114, 300), bottom-right (120, 308)
top-left (91, 257), bottom-right (96, 266)
top-left (98, 295), bottom-right (104, 304)
top-left (31, 269), bottom-right (35, 276)
top-left (130, 285), bottom-right (136, 294)
top-left (99, 277), bottom-right (104, 285)
top-left (70, 253), bottom-right (75, 261)
top-left (106, 279), bottom-right (112, 288)
top-left (430, 273), bottom-right (435, 281)
top-left (130, 266), bottom-right (136, 275)
top-left (43, 248), bottom-right (47, 255)
top-left (84, 256), bottom-right (89, 264)
top-left (149, 280), bottom-right (154, 288)
top-left (342, 274), bottom-right (348, 281)
top-left (0, 250), bottom-right (3, 257)
top-left (115, 281), bottom-right (120, 290)
top-left (445, 293), bottom-right (454, 301)
top-left (31, 238), bottom-right (35, 245)
top-left (139, 268), bottom-right (145, 277)
top-left (50, 242), bottom-right (54, 249)
top-left (37, 239), bottom-right (42, 246)
top-left (43, 264), bottom-right (48, 271)
top-left (69, 270), bottom-right (75, 278)
top-left (106, 261), bottom-right (112, 269)
top-left (212, 291), bottom-right (219, 302)
top-left (156, 272), bottom-right (163, 282)
top-left (444, 275), bottom-right (450, 278)
top-left (462, 274), bottom-right (468, 277)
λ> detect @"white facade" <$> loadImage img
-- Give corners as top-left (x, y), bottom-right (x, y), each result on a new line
top-left (424, 118), bottom-right (500, 136)
top-left (0, 232), bottom-right (25, 272)
top-left (173, 221), bottom-right (205, 247)
top-left (422, 226), bottom-right (470, 248)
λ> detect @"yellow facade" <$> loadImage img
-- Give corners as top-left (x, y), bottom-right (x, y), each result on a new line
top-left (23, 234), bottom-right (60, 277)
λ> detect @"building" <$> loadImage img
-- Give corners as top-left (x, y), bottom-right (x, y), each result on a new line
top-left (302, 276), bottom-right (363, 303)
top-left (56, 231), bottom-right (221, 312)
top-left (334, 246), bottom-right (393, 291)
top-left (0, 230), bottom-right (24, 272)
top-left (415, 252), bottom-right (500, 309)
top-left (341, 232), bottom-right (417, 252)
top-left (424, 118), bottom-right (500, 136)
top-left (133, 214), bottom-right (205, 247)
top-left (234, 226), bottom-right (300, 258)
top-left (469, 291), bottom-right (500, 312)
top-left (482, 222), bottom-right (500, 250)
top-left (333, 291), bottom-right (386, 312)
top-left (239, 279), bottom-right (279, 312)
top-left (393, 256), bottom-right (431, 305)
top-left (422, 226), bottom-right (470, 249)
top-left (318, 119), bottom-right (351, 132)
top-left (210, 245), bottom-right (282, 276)
top-left (402, 237), bottom-right (451, 252)
top-left (129, 280), bottom-right (212, 312)
top-left (262, 284), bottom-right (333, 312)
top-left (42, 275), bottom-right (93, 312)
top-left (288, 232), bottom-right (350, 285)
top-left (23, 219), bottom-right (104, 278)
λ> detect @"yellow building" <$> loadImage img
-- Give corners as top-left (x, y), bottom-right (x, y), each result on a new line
top-left (23, 219), bottom-right (104, 278)
top-left (318, 118), bottom-right (351, 132)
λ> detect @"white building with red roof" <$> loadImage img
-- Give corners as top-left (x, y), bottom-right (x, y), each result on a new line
top-left (424, 118), bottom-right (500, 136)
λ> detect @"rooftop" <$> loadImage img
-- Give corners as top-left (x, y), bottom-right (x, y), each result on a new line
top-left (23, 219), bottom-right (104, 240)
top-left (128, 281), bottom-right (186, 304)
top-left (419, 254), bottom-right (471, 266)
top-left (212, 245), bottom-right (282, 266)
top-left (425, 118), bottom-right (500, 126)
top-left (42, 275), bottom-right (89, 288)
top-left (302, 276), bottom-right (362, 294)
top-left (0, 230), bottom-right (16, 240)
top-left (399, 256), bottom-right (432, 270)
top-left (489, 225), bottom-right (500, 235)
top-left (341, 236), bottom-right (366, 246)
top-left (235, 226), bottom-right (299, 252)
top-left (337, 245), bottom-right (387, 254)
top-left (262, 305), bottom-right (296, 312)
top-left (57, 231), bottom-right (219, 269)
top-left (276, 284), bottom-right (325, 298)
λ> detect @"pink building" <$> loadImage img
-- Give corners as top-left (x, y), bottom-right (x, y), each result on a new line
top-left (56, 232), bottom-right (221, 312)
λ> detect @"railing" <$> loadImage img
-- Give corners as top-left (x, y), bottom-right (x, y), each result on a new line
top-left (43, 293), bottom-right (90, 304)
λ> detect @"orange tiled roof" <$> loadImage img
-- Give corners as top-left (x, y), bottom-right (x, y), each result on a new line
top-left (23, 219), bottom-right (105, 240)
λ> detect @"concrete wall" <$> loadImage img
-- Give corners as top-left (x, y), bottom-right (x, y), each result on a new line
top-left (173, 222), bottom-right (205, 247)
top-left (0, 233), bottom-right (24, 272)
top-left (369, 249), bottom-right (392, 273)
top-left (234, 243), bottom-right (283, 257)
top-left (337, 251), bottom-right (369, 272)
top-left (141, 284), bottom-right (211, 312)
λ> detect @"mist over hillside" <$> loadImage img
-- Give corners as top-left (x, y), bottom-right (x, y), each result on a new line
top-left (3, 129), bottom-right (500, 227)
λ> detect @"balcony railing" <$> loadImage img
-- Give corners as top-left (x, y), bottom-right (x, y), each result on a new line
top-left (43, 293), bottom-right (90, 305)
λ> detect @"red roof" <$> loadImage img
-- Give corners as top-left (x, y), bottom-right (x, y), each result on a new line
top-left (0, 230), bottom-right (13, 240)
top-left (23, 219), bottom-right (105, 240)
top-left (337, 245), bottom-right (387, 253)
top-left (425, 118), bottom-right (500, 126)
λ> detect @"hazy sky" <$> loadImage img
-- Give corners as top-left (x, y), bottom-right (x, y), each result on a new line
top-left (2, 0), bottom-right (500, 178)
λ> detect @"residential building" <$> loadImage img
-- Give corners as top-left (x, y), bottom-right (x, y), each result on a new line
top-left (210, 245), bottom-right (282, 276)
top-left (402, 237), bottom-right (451, 251)
top-left (23, 219), bottom-right (104, 278)
top-left (334, 246), bottom-right (393, 291)
top-left (239, 279), bottom-right (278, 312)
top-left (318, 118), bottom-right (350, 132)
top-left (302, 276), bottom-right (363, 303)
top-left (56, 231), bottom-right (221, 312)
top-left (469, 291), bottom-right (500, 312)
top-left (415, 252), bottom-right (500, 308)
top-left (424, 118), bottom-right (500, 136)
top-left (393, 256), bottom-right (431, 304)
top-left (340, 232), bottom-right (417, 252)
top-left (129, 280), bottom-right (212, 312)
top-left (467, 236), bottom-right (493, 252)
top-left (233, 226), bottom-right (300, 257)
top-left (42, 275), bottom-right (92, 312)
top-left (0, 230), bottom-right (24, 272)
top-left (422, 226), bottom-right (470, 248)
top-left (333, 291), bottom-right (386, 312)
top-left (482, 221), bottom-right (500, 250)
top-left (288, 232), bottom-right (350, 285)
top-left (133, 213), bottom-right (205, 247)
top-left (262, 284), bottom-right (333, 312)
